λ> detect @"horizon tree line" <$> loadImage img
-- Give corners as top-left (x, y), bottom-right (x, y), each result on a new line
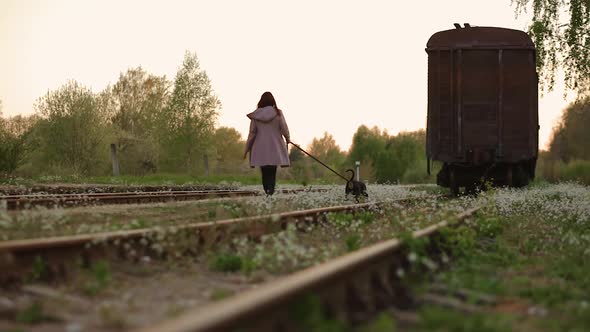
top-left (1, 50), bottom-right (589, 184)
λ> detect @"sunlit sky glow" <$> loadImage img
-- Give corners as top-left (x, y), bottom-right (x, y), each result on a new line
top-left (0, 0), bottom-right (575, 151)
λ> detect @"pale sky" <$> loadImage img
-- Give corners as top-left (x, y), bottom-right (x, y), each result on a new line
top-left (0, 0), bottom-right (575, 151)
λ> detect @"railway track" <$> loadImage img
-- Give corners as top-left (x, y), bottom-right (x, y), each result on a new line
top-left (0, 197), bottom-right (418, 283)
top-left (0, 193), bottom-right (461, 332)
top-left (1, 188), bottom-right (326, 210)
top-left (0, 184), bottom-right (235, 196)
top-left (134, 206), bottom-right (480, 332)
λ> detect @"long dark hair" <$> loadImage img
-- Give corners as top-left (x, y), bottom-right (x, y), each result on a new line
top-left (257, 91), bottom-right (282, 115)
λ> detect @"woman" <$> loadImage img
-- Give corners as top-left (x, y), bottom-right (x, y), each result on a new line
top-left (244, 92), bottom-right (290, 195)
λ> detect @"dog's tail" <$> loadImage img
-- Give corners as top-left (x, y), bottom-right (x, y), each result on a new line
top-left (345, 169), bottom-right (355, 182)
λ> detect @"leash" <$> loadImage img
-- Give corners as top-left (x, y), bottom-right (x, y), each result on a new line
top-left (289, 142), bottom-right (349, 182)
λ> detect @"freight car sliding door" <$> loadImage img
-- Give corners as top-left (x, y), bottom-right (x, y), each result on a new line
top-left (459, 50), bottom-right (499, 157)
top-left (429, 49), bottom-right (504, 162)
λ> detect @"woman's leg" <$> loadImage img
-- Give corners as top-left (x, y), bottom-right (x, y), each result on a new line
top-left (260, 166), bottom-right (270, 194)
top-left (267, 166), bottom-right (277, 195)
top-left (260, 166), bottom-right (277, 195)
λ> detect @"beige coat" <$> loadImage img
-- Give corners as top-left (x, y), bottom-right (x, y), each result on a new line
top-left (245, 106), bottom-right (290, 167)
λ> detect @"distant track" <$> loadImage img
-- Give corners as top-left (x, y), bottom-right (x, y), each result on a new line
top-left (0, 184), bottom-right (233, 196)
top-left (1, 188), bottom-right (327, 210)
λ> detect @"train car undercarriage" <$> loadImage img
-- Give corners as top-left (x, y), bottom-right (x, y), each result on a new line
top-left (436, 159), bottom-right (536, 195)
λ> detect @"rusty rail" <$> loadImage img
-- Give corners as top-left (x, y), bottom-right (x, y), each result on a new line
top-left (1, 188), bottom-right (327, 210)
top-left (0, 184), bottom-right (234, 196)
top-left (135, 207), bottom-right (480, 332)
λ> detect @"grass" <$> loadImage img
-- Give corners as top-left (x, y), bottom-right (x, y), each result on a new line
top-left (15, 303), bottom-right (45, 324)
top-left (29, 256), bottom-right (46, 281)
top-left (288, 295), bottom-right (398, 332)
top-left (83, 261), bottom-right (112, 296)
top-left (345, 233), bottom-right (362, 251)
top-left (210, 288), bottom-right (234, 301)
top-left (536, 158), bottom-right (590, 185)
top-left (412, 185), bottom-right (590, 331)
top-left (218, 198), bottom-right (462, 275)
top-left (413, 307), bottom-right (511, 332)
top-left (209, 253), bottom-right (255, 273)
top-left (560, 160), bottom-right (590, 185)
top-left (4, 184), bottom-right (587, 331)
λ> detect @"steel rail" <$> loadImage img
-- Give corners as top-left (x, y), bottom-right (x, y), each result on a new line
top-left (0, 201), bottom-right (380, 253)
top-left (2, 189), bottom-right (247, 199)
top-left (135, 207), bottom-right (480, 332)
top-left (1, 188), bottom-right (327, 210)
top-left (0, 184), bottom-right (234, 196)
top-left (0, 197), bottom-right (421, 281)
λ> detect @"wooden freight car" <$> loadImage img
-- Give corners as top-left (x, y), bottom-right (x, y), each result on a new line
top-left (426, 24), bottom-right (539, 195)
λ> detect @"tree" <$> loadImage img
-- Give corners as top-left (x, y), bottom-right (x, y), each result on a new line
top-left (110, 67), bottom-right (170, 138)
top-left (0, 100), bottom-right (4, 133)
top-left (1, 115), bottom-right (37, 176)
top-left (0, 113), bottom-right (39, 175)
top-left (33, 81), bottom-right (109, 175)
top-left (288, 146), bottom-right (312, 185)
top-left (106, 67), bottom-right (170, 174)
top-left (161, 51), bottom-right (221, 173)
top-left (374, 131), bottom-right (426, 183)
top-left (548, 97), bottom-right (590, 161)
top-left (212, 127), bottom-right (246, 173)
top-left (347, 125), bottom-right (387, 181)
top-left (513, 0), bottom-right (590, 97)
top-left (308, 132), bottom-right (346, 179)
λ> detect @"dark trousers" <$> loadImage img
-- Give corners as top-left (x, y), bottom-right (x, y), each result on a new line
top-left (260, 166), bottom-right (277, 195)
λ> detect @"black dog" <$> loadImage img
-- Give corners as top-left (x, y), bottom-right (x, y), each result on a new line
top-left (345, 169), bottom-right (368, 199)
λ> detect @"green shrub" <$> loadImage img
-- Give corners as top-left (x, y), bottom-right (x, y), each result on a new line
top-left (209, 253), bottom-right (254, 273)
top-left (345, 234), bottom-right (361, 252)
top-left (560, 160), bottom-right (590, 185)
top-left (83, 261), bottom-right (111, 296)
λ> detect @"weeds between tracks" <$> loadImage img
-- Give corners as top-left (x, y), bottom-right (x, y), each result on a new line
top-left (349, 183), bottom-right (590, 332)
top-left (1, 190), bottom-right (450, 331)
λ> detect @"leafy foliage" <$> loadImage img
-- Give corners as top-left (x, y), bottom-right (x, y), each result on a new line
top-left (288, 147), bottom-right (312, 185)
top-left (308, 132), bottom-right (346, 180)
top-left (348, 126), bottom-right (432, 183)
top-left (537, 97), bottom-right (590, 184)
top-left (347, 125), bottom-right (386, 180)
top-left (209, 253), bottom-right (254, 273)
top-left (32, 80), bottom-right (110, 175)
top-left (106, 67), bottom-right (170, 174)
top-left (0, 51), bottom-right (244, 178)
top-left (374, 131), bottom-right (426, 183)
top-left (212, 127), bottom-right (246, 173)
top-left (0, 102), bottom-right (34, 175)
top-left (160, 51), bottom-right (221, 173)
top-left (1, 53), bottom-right (434, 183)
top-left (513, 0), bottom-right (590, 97)
top-left (548, 97), bottom-right (590, 161)
top-left (83, 261), bottom-right (112, 296)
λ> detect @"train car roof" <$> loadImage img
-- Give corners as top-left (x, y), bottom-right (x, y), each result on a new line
top-left (426, 26), bottom-right (534, 50)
